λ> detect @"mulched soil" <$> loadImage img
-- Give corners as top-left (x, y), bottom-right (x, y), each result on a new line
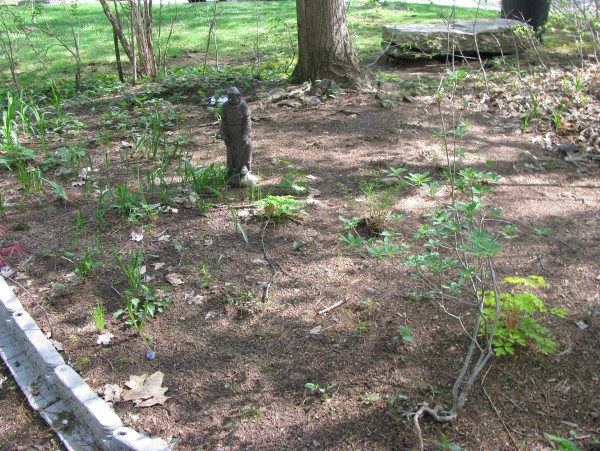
top-left (1, 55), bottom-right (599, 450)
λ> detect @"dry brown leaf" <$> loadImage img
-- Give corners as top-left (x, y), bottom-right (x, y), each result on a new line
top-left (123, 371), bottom-right (169, 407)
top-left (103, 383), bottom-right (122, 404)
top-left (166, 273), bottom-right (184, 286)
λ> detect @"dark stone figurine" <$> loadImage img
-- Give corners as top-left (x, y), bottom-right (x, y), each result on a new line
top-left (216, 87), bottom-right (255, 187)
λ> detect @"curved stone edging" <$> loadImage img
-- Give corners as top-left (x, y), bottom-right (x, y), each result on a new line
top-left (0, 276), bottom-right (169, 451)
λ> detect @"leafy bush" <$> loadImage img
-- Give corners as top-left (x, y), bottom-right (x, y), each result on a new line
top-left (480, 276), bottom-right (566, 356)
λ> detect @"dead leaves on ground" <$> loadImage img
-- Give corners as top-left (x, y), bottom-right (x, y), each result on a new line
top-left (102, 371), bottom-right (169, 408)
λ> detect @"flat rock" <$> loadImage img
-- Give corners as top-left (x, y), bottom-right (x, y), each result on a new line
top-left (382, 19), bottom-right (532, 59)
top-left (277, 99), bottom-right (303, 109)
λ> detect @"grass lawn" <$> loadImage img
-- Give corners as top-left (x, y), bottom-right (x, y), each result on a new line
top-left (1, 1), bottom-right (498, 89)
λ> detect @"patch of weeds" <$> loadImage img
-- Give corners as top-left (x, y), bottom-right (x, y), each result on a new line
top-left (407, 291), bottom-right (425, 302)
top-left (183, 161), bottom-right (227, 196)
top-left (534, 226), bottom-right (551, 236)
top-left (74, 245), bottom-right (102, 279)
top-left (111, 183), bottom-right (168, 223)
top-left (362, 392), bottom-right (381, 404)
top-left (11, 223), bottom-right (29, 231)
top-left (355, 298), bottom-right (379, 311)
top-left (544, 431), bottom-right (586, 451)
top-left (358, 180), bottom-right (389, 235)
top-left (113, 247), bottom-right (171, 335)
top-left (239, 406), bottom-right (261, 420)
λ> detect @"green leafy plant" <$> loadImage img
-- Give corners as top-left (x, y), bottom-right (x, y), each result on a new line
top-left (279, 161), bottom-right (307, 193)
top-left (111, 182), bottom-right (167, 223)
top-left (363, 392), bottom-right (381, 404)
top-left (112, 247), bottom-right (170, 334)
top-left (256, 195), bottom-right (306, 219)
top-left (184, 161), bottom-right (227, 195)
top-left (435, 433), bottom-right (464, 451)
top-left (225, 285), bottom-right (256, 319)
top-left (339, 232), bottom-right (368, 251)
top-left (74, 245), bottom-right (102, 278)
top-left (405, 171), bottom-right (432, 187)
top-left (480, 276), bottom-right (566, 356)
top-left (544, 432), bottom-right (582, 451)
top-left (393, 325), bottom-right (415, 344)
top-left (386, 166), bottom-right (407, 178)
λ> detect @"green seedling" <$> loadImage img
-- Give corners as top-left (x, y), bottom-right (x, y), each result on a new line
top-left (305, 382), bottom-right (335, 395)
top-left (394, 325), bottom-right (415, 344)
top-left (92, 302), bottom-right (105, 331)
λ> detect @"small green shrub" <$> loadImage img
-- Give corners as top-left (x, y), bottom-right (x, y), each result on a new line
top-left (480, 276), bottom-right (566, 356)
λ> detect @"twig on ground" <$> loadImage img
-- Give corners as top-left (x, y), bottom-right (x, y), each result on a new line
top-left (483, 386), bottom-right (519, 449)
top-left (318, 299), bottom-right (346, 315)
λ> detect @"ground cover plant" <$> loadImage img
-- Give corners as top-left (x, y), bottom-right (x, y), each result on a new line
top-left (1, 1), bottom-right (599, 450)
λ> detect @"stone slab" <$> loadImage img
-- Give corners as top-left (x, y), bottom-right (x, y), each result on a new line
top-left (382, 18), bottom-right (533, 59)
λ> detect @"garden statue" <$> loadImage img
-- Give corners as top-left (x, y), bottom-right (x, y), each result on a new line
top-left (216, 87), bottom-right (256, 187)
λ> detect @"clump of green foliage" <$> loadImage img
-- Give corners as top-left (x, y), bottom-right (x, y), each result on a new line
top-left (256, 195), bottom-right (306, 219)
top-left (480, 275), bottom-right (566, 356)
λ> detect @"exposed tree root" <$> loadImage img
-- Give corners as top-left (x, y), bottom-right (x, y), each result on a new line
top-left (410, 403), bottom-right (457, 451)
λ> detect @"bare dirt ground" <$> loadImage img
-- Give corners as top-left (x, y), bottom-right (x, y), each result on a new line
top-left (1, 55), bottom-right (599, 450)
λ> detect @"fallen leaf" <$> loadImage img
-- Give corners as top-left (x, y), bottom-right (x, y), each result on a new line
top-left (64, 272), bottom-right (80, 283)
top-left (152, 262), bottom-right (166, 271)
top-left (130, 232), bottom-right (144, 242)
top-left (166, 273), bottom-right (184, 286)
top-left (103, 383), bottom-right (122, 404)
top-left (123, 371), bottom-right (169, 407)
top-left (309, 325), bottom-right (323, 335)
top-left (158, 235), bottom-right (171, 242)
top-left (185, 292), bottom-right (205, 305)
top-left (97, 332), bottom-right (114, 345)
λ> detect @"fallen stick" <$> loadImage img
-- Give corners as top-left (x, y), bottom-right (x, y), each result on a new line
top-left (318, 299), bottom-right (346, 315)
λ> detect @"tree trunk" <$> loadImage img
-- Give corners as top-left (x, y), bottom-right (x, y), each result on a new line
top-left (99, 0), bottom-right (157, 80)
top-left (132, 0), bottom-right (157, 79)
top-left (292, 0), bottom-right (373, 90)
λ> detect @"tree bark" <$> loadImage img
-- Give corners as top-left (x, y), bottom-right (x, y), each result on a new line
top-left (98, 0), bottom-right (157, 80)
top-left (292, 0), bottom-right (373, 90)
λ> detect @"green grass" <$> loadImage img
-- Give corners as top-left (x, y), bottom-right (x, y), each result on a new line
top-left (1, 1), bottom-right (497, 89)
